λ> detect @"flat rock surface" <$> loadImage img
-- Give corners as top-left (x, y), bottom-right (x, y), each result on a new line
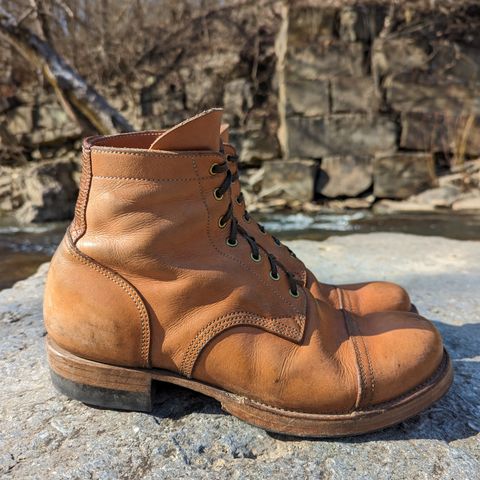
top-left (1, 233), bottom-right (479, 479)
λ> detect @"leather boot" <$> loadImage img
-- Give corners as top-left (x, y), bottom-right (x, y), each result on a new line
top-left (44, 109), bottom-right (452, 437)
top-left (220, 126), bottom-right (416, 316)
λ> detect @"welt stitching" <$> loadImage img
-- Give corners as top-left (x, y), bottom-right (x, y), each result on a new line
top-left (65, 235), bottom-right (150, 368)
top-left (181, 313), bottom-right (300, 377)
top-left (93, 175), bottom-right (211, 183)
top-left (249, 351), bottom-right (448, 415)
top-left (125, 346), bottom-right (446, 417)
top-left (192, 158), bottom-right (305, 322)
top-left (344, 311), bottom-right (367, 408)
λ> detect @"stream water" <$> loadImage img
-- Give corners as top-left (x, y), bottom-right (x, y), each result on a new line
top-left (1, 211), bottom-right (479, 290)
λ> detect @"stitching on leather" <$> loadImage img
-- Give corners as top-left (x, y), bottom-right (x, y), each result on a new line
top-left (343, 290), bottom-right (376, 404)
top-left (343, 310), bottom-right (367, 409)
top-left (357, 329), bottom-right (376, 404)
top-left (192, 158), bottom-right (305, 319)
top-left (64, 233), bottom-right (151, 368)
top-left (180, 311), bottom-right (302, 377)
top-left (91, 148), bottom-right (225, 159)
top-left (93, 175), bottom-right (211, 183)
top-left (89, 131), bottom-right (161, 144)
top-left (71, 147), bottom-right (92, 242)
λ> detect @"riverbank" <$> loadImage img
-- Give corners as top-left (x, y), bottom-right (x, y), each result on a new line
top-left (0, 233), bottom-right (478, 479)
top-left (1, 210), bottom-right (480, 291)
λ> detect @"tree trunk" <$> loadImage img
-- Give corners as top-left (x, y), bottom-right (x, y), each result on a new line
top-left (0, 7), bottom-right (133, 135)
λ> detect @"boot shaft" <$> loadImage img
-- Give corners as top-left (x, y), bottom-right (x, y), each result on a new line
top-left (45, 109), bottom-right (309, 375)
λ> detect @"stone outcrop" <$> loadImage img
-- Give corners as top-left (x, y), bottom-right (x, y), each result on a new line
top-left (276, 1), bottom-right (480, 207)
top-left (0, 157), bottom-right (78, 223)
top-left (261, 159), bottom-right (318, 202)
top-left (316, 156), bottom-right (372, 198)
top-left (2, 1), bottom-right (480, 220)
top-left (373, 153), bottom-right (437, 199)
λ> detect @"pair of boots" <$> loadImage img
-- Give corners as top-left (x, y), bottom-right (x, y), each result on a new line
top-left (44, 109), bottom-right (452, 437)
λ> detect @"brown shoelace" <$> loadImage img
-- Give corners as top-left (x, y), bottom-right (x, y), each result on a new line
top-left (211, 159), bottom-right (300, 297)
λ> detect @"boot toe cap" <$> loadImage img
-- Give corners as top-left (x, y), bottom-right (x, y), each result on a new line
top-left (340, 281), bottom-right (412, 315)
top-left (353, 311), bottom-right (445, 406)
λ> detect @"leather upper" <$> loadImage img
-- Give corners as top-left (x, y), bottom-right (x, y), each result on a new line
top-left (43, 109), bottom-right (444, 414)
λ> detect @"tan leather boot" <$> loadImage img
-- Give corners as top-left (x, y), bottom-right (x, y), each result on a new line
top-left (44, 109), bottom-right (452, 437)
top-left (220, 126), bottom-right (416, 316)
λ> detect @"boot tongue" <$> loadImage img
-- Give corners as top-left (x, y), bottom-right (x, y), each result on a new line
top-left (149, 108), bottom-right (223, 151)
top-left (220, 123), bottom-right (230, 143)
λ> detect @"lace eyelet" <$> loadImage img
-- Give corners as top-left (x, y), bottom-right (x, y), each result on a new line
top-left (235, 196), bottom-right (242, 205)
top-left (269, 271), bottom-right (280, 281)
top-left (290, 252), bottom-right (296, 257)
top-left (226, 238), bottom-right (238, 247)
top-left (244, 215), bottom-right (251, 223)
top-left (218, 217), bottom-right (227, 229)
top-left (209, 163), bottom-right (219, 176)
top-left (213, 188), bottom-right (224, 201)
top-left (259, 226), bottom-right (267, 235)
top-left (289, 288), bottom-right (299, 298)
top-left (250, 253), bottom-right (261, 263)
top-left (274, 239), bottom-right (281, 246)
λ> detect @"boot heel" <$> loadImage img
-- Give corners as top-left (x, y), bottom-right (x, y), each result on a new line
top-left (46, 336), bottom-right (153, 412)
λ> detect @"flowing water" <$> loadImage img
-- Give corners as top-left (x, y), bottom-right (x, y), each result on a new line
top-left (1, 211), bottom-right (479, 290)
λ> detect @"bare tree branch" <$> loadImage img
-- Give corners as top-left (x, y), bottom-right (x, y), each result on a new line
top-left (0, 6), bottom-right (132, 135)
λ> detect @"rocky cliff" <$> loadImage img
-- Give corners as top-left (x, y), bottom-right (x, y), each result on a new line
top-left (1, 1), bottom-right (480, 221)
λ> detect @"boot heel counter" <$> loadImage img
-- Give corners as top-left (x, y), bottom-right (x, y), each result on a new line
top-left (43, 232), bottom-right (150, 368)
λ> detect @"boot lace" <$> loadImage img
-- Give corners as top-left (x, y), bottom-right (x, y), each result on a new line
top-left (226, 153), bottom-right (297, 259)
top-left (210, 159), bottom-right (299, 297)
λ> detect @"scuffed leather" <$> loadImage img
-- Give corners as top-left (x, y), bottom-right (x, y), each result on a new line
top-left (44, 234), bottom-right (150, 367)
top-left (43, 109), bottom-right (445, 414)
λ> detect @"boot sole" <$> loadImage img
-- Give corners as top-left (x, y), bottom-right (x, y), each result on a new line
top-left (46, 336), bottom-right (453, 438)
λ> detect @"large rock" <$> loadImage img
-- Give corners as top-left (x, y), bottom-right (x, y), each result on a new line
top-left (317, 156), bottom-right (372, 198)
top-left (284, 76), bottom-right (330, 116)
top-left (452, 192), bottom-right (480, 211)
top-left (285, 41), bottom-right (366, 80)
top-left (286, 114), bottom-right (397, 158)
top-left (1, 234), bottom-right (479, 479)
top-left (14, 159), bottom-right (78, 223)
top-left (408, 185), bottom-right (463, 208)
top-left (400, 112), bottom-right (480, 156)
top-left (260, 159), bottom-right (318, 202)
top-left (374, 153), bottom-right (437, 199)
top-left (386, 74), bottom-right (480, 115)
top-left (6, 95), bottom-right (81, 147)
top-left (430, 40), bottom-right (480, 86)
top-left (222, 78), bottom-right (253, 127)
top-left (239, 111), bottom-right (280, 165)
top-left (372, 37), bottom-right (430, 77)
top-left (331, 76), bottom-right (378, 113)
